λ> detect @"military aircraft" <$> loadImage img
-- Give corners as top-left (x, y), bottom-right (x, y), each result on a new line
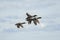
top-left (15, 22), bottom-right (25, 28)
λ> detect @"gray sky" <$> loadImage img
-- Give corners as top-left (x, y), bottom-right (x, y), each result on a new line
top-left (0, 0), bottom-right (60, 40)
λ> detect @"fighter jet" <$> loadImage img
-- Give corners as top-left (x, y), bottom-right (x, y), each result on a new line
top-left (15, 22), bottom-right (25, 28)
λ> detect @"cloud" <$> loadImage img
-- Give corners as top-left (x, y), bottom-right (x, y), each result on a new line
top-left (0, 0), bottom-right (60, 32)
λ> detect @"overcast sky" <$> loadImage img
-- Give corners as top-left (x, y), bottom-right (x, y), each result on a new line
top-left (0, 0), bottom-right (60, 40)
